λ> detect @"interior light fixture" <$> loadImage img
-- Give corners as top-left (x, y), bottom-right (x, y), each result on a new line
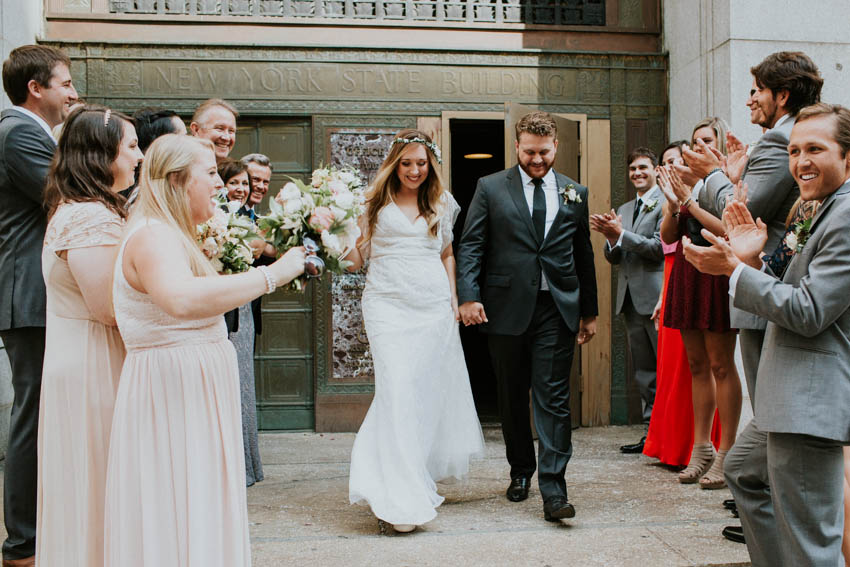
top-left (464, 153), bottom-right (494, 159)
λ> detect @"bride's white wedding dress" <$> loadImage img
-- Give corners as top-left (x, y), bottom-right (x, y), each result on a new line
top-left (349, 192), bottom-right (485, 526)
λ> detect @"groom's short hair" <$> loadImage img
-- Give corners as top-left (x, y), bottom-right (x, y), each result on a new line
top-left (516, 111), bottom-right (557, 141)
top-left (796, 102), bottom-right (850, 155)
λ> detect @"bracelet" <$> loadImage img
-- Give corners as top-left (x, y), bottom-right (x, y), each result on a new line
top-left (672, 211), bottom-right (680, 218)
top-left (680, 197), bottom-right (692, 209)
top-left (257, 265), bottom-right (276, 294)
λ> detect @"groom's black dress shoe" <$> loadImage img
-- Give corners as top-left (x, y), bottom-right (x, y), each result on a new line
top-left (506, 477), bottom-right (530, 502)
top-left (543, 497), bottom-right (575, 522)
top-left (722, 525), bottom-right (745, 544)
top-left (619, 436), bottom-right (646, 454)
top-left (722, 499), bottom-right (738, 517)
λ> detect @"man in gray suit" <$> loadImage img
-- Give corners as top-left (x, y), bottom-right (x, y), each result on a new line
top-left (591, 147), bottom-right (664, 452)
top-left (684, 102), bottom-right (850, 566)
top-left (676, 51), bottom-right (823, 557)
top-left (0, 45), bottom-right (76, 567)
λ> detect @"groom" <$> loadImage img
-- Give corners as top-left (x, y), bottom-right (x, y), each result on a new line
top-left (457, 111), bottom-right (598, 522)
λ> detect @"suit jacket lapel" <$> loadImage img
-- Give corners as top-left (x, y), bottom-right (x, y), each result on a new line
top-left (543, 172), bottom-right (572, 247)
top-left (809, 180), bottom-right (850, 234)
top-left (506, 166), bottom-right (541, 245)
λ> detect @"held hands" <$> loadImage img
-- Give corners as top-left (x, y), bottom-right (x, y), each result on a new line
top-left (577, 316), bottom-right (597, 345)
top-left (459, 301), bottom-right (488, 326)
top-left (269, 246), bottom-right (306, 286)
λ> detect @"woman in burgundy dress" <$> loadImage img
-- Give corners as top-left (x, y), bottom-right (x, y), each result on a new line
top-left (643, 141), bottom-right (721, 468)
top-left (657, 117), bottom-right (741, 489)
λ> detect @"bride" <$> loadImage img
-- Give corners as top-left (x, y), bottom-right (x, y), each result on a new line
top-left (344, 129), bottom-right (485, 533)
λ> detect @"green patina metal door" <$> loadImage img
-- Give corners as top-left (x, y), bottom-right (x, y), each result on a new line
top-left (232, 118), bottom-right (316, 430)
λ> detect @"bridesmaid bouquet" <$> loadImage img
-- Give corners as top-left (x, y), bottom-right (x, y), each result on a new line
top-left (258, 165), bottom-right (366, 290)
top-left (197, 202), bottom-right (259, 274)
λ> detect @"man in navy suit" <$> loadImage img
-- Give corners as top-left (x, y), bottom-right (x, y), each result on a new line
top-left (0, 44), bottom-right (77, 567)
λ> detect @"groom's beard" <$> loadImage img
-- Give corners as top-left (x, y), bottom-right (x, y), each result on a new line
top-left (518, 161), bottom-right (553, 180)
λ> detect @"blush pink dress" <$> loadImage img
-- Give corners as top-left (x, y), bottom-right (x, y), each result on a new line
top-left (36, 202), bottom-right (125, 566)
top-left (104, 219), bottom-right (251, 567)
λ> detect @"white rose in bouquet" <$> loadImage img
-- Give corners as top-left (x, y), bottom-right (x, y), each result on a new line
top-left (283, 197), bottom-right (304, 215)
top-left (337, 170), bottom-right (357, 186)
top-left (328, 179), bottom-right (347, 195)
top-left (210, 257), bottom-right (224, 272)
top-left (311, 168), bottom-right (330, 187)
top-left (281, 182), bottom-right (301, 201)
top-left (333, 190), bottom-right (355, 209)
top-left (226, 200), bottom-right (242, 214)
top-left (321, 230), bottom-right (345, 256)
top-left (301, 191), bottom-right (315, 209)
top-left (201, 236), bottom-right (219, 258)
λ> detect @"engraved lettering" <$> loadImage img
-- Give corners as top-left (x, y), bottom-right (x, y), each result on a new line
top-left (239, 66), bottom-right (254, 90)
top-left (260, 68), bottom-right (283, 91)
top-left (341, 69), bottom-right (356, 93)
top-left (286, 68), bottom-right (305, 93)
top-left (547, 73), bottom-right (564, 97)
top-left (407, 70), bottom-right (422, 94)
top-left (486, 71), bottom-right (500, 95)
top-left (442, 71), bottom-right (458, 95)
top-left (177, 66), bottom-right (192, 90)
top-left (154, 65), bottom-right (174, 90)
top-left (502, 71), bottom-right (517, 95)
top-left (195, 66), bottom-right (217, 91)
top-left (306, 69), bottom-right (322, 92)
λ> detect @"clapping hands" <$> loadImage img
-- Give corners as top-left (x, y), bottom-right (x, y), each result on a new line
top-left (589, 209), bottom-right (623, 245)
top-left (725, 132), bottom-right (749, 185)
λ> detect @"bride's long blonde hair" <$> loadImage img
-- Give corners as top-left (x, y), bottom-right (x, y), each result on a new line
top-left (364, 128), bottom-right (445, 242)
top-left (130, 134), bottom-right (217, 277)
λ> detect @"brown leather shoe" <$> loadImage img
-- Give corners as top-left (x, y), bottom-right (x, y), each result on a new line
top-left (3, 556), bottom-right (36, 567)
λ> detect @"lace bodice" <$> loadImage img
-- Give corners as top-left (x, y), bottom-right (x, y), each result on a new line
top-left (363, 192), bottom-right (459, 303)
top-left (113, 218), bottom-right (226, 350)
top-left (42, 202), bottom-right (124, 320)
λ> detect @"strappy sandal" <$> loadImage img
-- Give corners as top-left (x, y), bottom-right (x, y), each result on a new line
top-left (699, 450), bottom-right (728, 489)
top-left (678, 442), bottom-right (715, 484)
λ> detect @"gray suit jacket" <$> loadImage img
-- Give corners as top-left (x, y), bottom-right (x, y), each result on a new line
top-left (702, 116), bottom-right (800, 329)
top-left (0, 109), bottom-right (55, 330)
top-left (733, 180), bottom-right (850, 442)
top-left (604, 189), bottom-right (664, 315)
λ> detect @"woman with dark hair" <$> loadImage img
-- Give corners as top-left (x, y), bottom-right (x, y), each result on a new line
top-left (217, 157), bottom-right (266, 487)
top-left (132, 107), bottom-right (185, 153)
top-left (343, 129), bottom-right (484, 533)
top-left (658, 117), bottom-right (742, 489)
top-left (643, 140), bottom-right (721, 468)
top-left (37, 105), bottom-right (143, 566)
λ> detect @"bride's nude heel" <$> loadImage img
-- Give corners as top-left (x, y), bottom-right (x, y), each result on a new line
top-left (678, 442), bottom-right (715, 484)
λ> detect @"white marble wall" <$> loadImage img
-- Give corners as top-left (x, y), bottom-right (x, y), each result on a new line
top-left (665, 0), bottom-right (850, 145)
top-left (0, 0), bottom-right (41, 457)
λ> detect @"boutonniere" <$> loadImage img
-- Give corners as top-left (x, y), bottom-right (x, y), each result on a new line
top-left (560, 183), bottom-right (582, 205)
top-left (643, 199), bottom-right (658, 213)
top-left (784, 218), bottom-right (812, 254)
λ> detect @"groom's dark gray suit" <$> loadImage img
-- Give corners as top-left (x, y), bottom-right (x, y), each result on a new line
top-left (456, 165), bottom-right (597, 501)
top-left (729, 179), bottom-right (850, 566)
top-left (0, 108), bottom-right (55, 559)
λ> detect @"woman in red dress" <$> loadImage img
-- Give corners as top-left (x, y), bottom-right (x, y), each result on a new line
top-left (657, 119), bottom-right (741, 489)
top-left (643, 142), bottom-right (721, 468)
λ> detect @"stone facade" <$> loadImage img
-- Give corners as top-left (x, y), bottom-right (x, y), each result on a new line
top-left (665, 0), bottom-right (850, 144)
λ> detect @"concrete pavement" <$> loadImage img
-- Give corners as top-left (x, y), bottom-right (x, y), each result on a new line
top-left (0, 425), bottom-right (751, 566)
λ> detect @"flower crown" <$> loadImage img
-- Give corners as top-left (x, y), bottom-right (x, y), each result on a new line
top-left (392, 136), bottom-right (442, 164)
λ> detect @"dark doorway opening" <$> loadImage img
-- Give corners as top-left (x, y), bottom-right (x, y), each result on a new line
top-left (450, 118), bottom-right (505, 424)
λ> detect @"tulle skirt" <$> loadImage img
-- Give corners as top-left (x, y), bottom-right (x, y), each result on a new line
top-left (104, 339), bottom-right (251, 567)
top-left (349, 291), bottom-right (485, 526)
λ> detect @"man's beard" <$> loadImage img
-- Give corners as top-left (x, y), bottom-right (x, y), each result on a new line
top-left (518, 161), bottom-right (552, 179)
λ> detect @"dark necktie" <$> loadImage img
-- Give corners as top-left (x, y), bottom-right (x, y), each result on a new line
top-left (632, 199), bottom-right (641, 225)
top-left (532, 178), bottom-right (546, 242)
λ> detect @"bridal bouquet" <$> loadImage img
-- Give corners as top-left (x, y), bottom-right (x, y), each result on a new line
top-left (258, 165), bottom-right (366, 290)
top-left (197, 202), bottom-right (259, 274)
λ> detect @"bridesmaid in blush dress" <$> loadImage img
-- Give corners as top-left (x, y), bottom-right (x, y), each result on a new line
top-left (36, 106), bottom-right (142, 566)
top-left (103, 135), bottom-right (305, 567)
